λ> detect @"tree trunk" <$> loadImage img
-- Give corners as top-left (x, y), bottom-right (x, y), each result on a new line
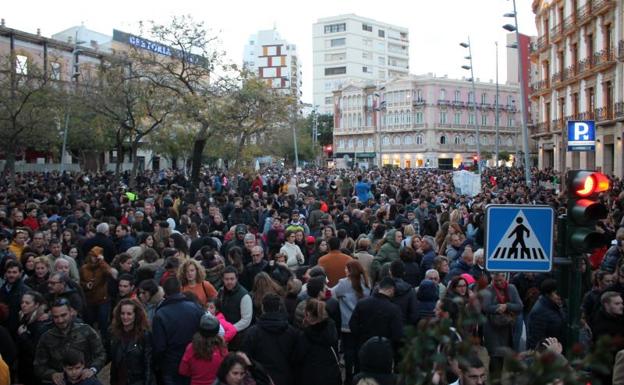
top-left (190, 138), bottom-right (206, 188)
top-left (130, 140), bottom-right (140, 189)
top-left (4, 147), bottom-right (16, 184)
top-left (234, 133), bottom-right (247, 171)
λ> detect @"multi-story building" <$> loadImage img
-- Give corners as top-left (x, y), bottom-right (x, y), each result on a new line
top-left (333, 74), bottom-right (521, 169)
top-left (530, 0), bottom-right (624, 175)
top-left (313, 14), bottom-right (409, 114)
top-left (243, 29), bottom-right (302, 99)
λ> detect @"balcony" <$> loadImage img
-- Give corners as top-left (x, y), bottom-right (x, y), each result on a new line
top-left (592, 0), bottom-right (615, 15)
top-left (537, 35), bottom-right (549, 52)
top-left (577, 110), bottom-right (595, 120)
top-left (550, 118), bottom-right (564, 133)
top-left (619, 40), bottom-right (624, 61)
top-left (536, 121), bottom-right (551, 135)
top-left (437, 99), bottom-right (450, 106)
top-left (577, 55), bottom-right (594, 74)
top-left (593, 48), bottom-right (615, 67)
top-left (577, 3), bottom-right (592, 25)
top-left (594, 106), bottom-right (615, 122)
top-left (615, 102), bottom-right (624, 120)
top-left (412, 99), bottom-right (426, 107)
top-left (550, 23), bottom-right (563, 43)
top-left (451, 100), bottom-right (465, 108)
top-left (479, 103), bottom-right (491, 110)
top-left (530, 79), bottom-right (550, 94)
top-left (562, 14), bottom-right (576, 35)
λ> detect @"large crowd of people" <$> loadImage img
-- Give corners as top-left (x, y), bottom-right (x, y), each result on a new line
top-left (0, 165), bottom-right (623, 385)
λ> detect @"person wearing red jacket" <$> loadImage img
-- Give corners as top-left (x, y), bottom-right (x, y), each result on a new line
top-left (179, 314), bottom-right (228, 385)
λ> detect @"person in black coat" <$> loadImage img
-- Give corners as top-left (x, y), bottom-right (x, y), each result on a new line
top-left (243, 293), bottom-right (299, 385)
top-left (110, 298), bottom-right (153, 385)
top-left (152, 277), bottom-right (203, 385)
top-left (16, 291), bottom-right (52, 385)
top-left (591, 291), bottom-right (624, 344)
top-left (526, 279), bottom-right (566, 350)
top-left (0, 260), bottom-right (30, 336)
top-left (81, 224), bottom-right (116, 264)
top-left (389, 260), bottom-right (418, 325)
top-left (295, 298), bottom-right (342, 385)
top-left (349, 277), bottom-right (404, 357)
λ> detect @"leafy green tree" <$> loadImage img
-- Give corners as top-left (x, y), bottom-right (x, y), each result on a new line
top-left (0, 54), bottom-right (60, 178)
top-left (498, 150), bottom-right (511, 163)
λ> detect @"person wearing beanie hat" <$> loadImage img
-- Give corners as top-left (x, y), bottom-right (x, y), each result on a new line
top-left (179, 313), bottom-right (228, 385)
top-left (353, 336), bottom-right (396, 385)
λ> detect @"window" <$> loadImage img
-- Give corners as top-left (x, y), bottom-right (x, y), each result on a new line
top-left (468, 114), bottom-right (476, 125)
top-left (468, 91), bottom-right (475, 103)
top-left (366, 114), bottom-right (372, 126)
top-left (325, 52), bottom-right (346, 61)
top-left (440, 89), bottom-right (446, 100)
top-left (481, 93), bottom-right (488, 104)
top-left (439, 112), bottom-right (447, 124)
top-left (467, 135), bottom-right (475, 145)
top-left (508, 116), bottom-right (514, 127)
top-left (378, 29), bottom-right (385, 38)
top-left (362, 23), bottom-right (373, 32)
top-left (367, 138), bottom-right (374, 148)
top-left (324, 23), bottom-right (346, 33)
top-left (325, 97), bottom-right (332, 105)
top-left (440, 135), bottom-right (447, 144)
top-left (507, 95), bottom-right (514, 105)
top-left (480, 136), bottom-right (488, 145)
top-left (481, 115), bottom-right (487, 126)
top-left (454, 112), bottom-right (461, 125)
top-left (362, 52), bottom-right (372, 60)
top-left (330, 38), bottom-right (346, 47)
top-left (51, 62), bottom-right (61, 80)
top-left (416, 89), bottom-right (423, 101)
top-left (393, 136), bottom-right (401, 145)
top-left (383, 136), bottom-right (390, 145)
top-left (357, 139), bottom-right (364, 148)
top-left (454, 135), bottom-right (461, 144)
top-left (376, 42), bottom-right (385, 51)
top-left (15, 55), bottom-right (28, 75)
top-left (415, 112), bottom-right (423, 123)
top-left (339, 139), bottom-right (345, 149)
top-left (378, 56), bottom-right (385, 65)
top-left (454, 90), bottom-right (461, 101)
top-left (416, 135), bottom-right (423, 145)
top-left (378, 70), bottom-right (385, 79)
top-left (363, 38), bottom-right (373, 47)
top-left (405, 136), bottom-right (413, 145)
top-left (362, 66), bottom-right (370, 73)
top-left (325, 67), bottom-right (346, 75)
top-left (348, 139), bottom-right (354, 148)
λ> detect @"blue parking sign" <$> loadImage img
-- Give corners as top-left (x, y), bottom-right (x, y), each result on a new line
top-left (567, 120), bottom-right (595, 151)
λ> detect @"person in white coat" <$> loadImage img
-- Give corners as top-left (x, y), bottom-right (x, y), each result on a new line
top-left (280, 230), bottom-right (304, 271)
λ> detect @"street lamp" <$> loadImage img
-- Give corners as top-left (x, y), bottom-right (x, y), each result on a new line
top-left (61, 34), bottom-right (85, 173)
top-left (460, 38), bottom-right (481, 173)
top-left (504, 1), bottom-right (532, 186)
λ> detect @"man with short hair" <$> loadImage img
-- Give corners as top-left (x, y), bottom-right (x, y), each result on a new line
top-left (0, 260), bottom-right (30, 335)
top-left (318, 237), bottom-right (353, 287)
top-left (47, 239), bottom-right (80, 282)
top-left (34, 300), bottom-right (106, 385)
top-left (241, 245), bottom-right (268, 291)
top-left (592, 291), bottom-right (624, 343)
top-left (349, 277), bottom-right (403, 355)
top-left (46, 272), bottom-right (85, 317)
top-left (450, 354), bottom-right (487, 385)
top-left (446, 245), bottom-right (475, 283)
top-left (420, 269), bottom-right (447, 298)
top-left (218, 266), bottom-right (253, 350)
top-left (526, 278), bottom-right (566, 350)
top-left (152, 277), bottom-right (204, 385)
top-left (114, 224), bottom-right (136, 254)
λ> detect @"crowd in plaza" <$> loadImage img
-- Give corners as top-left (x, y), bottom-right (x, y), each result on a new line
top-left (0, 165), bottom-right (624, 385)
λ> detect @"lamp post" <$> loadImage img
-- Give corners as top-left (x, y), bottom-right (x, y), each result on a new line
top-left (495, 41), bottom-right (500, 167)
top-left (503, 0), bottom-right (532, 186)
top-left (291, 100), bottom-right (299, 170)
top-left (373, 91), bottom-right (385, 167)
top-left (460, 38), bottom-right (481, 173)
top-left (61, 32), bottom-right (84, 173)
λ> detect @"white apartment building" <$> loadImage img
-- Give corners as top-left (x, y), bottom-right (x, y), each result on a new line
top-left (243, 29), bottom-right (302, 99)
top-left (333, 74), bottom-right (521, 169)
top-left (313, 14), bottom-right (409, 114)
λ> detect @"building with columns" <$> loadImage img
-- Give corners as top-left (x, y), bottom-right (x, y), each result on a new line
top-left (530, 0), bottom-right (624, 175)
top-left (332, 74), bottom-right (521, 169)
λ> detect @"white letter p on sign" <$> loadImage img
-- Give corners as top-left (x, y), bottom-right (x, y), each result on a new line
top-left (574, 122), bottom-right (590, 141)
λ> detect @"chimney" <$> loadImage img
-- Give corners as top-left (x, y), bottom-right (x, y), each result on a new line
top-left (1, 19), bottom-right (5, 27)
top-left (37, 28), bottom-right (41, 36)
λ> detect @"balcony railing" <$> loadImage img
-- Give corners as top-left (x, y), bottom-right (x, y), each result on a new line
top-left (562, 14), bottom-right (576, 35)
top-left (536, 121), bottom-right (551, 134)
top-left (412, 99), bottom-right (426, 106)
top-left (618, 40), bottom-right (624, 60)
top-left (615, 102), bottom-right (624, 119)
top-left (537, 35), bottom-right (549, 51)
top-left (551, 118), bottom-right (565, 132)
top-left (577, 3), bottom-right (593, 25)
top-left (593, 48), bottom-right (615, 66)
top-left (594, 106), bottom-right (615, 121)
top-left (592, 0), bottom-right (615, 15)
top-left (577, 55), bottom-right (594, 73)
top-left (437, 99), bottom-right (450, 106)
top-left (530, 79), bottom-right (550, 93)
top-left (451, 100), bottom-right (465, 108)
top-left (550, 23), bottom-right (563, 42)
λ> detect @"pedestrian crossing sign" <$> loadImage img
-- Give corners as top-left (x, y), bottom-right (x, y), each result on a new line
top-left (485, 205), bottom-right (554, 272)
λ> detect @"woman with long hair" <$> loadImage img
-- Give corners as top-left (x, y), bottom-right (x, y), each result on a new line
top-left (445, 275), bottom-right (471, 303)
top-left (25, 256), bottom-right (50, 295)
top-left (295, 299), bottom-right (342, 385)
top-left (331, 260), bottom-right (371, 384)
top-left (309, 239), bottom-right (329, 267)
top-left (169, 233), bottom-right (190, 259)
top-left (109, 298), bottom-right (153, 385)
top-left (61, 228), bottom-right (77, 256)
top-left (16, 291), bottom-right (51, 385)
top-left (178, 259), bottom-right (217, 308)
top-left (250, 272), bottom-right (285, 318)
top-left (179, 314), bottom-right (228, 385)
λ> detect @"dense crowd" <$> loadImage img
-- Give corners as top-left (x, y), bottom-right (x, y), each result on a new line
top-left (0, 166), bottom-right (624, 385)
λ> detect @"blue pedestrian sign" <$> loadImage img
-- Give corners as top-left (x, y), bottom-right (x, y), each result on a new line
top-left (485, 205), bottom-right (554, 272)
top-left (567, 120), bottom-right (595, 151)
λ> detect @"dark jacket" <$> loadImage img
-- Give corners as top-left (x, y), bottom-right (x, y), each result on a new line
top-left (0, 278), bottom-right (30, 335)
top-left (420, 249), bottom-right (437, 272)
top-left (415, 280), bottom-right (439, 323)
top-left (445, 260), bottom-right (472, 283)
top-left (526, 295), bottom-right (566, 350)
top-left (219, 283), bottom-right (249, 325)
top-left (295, 318), bottom-right (342, 385)
top-left (16, 316), bottom-right (52, 384)
top-left (349, 292), bottom-right (404, 350)
top-left (81, 233), bottom-right (116, 264)
top-left (391, 278), bottom-right (418, 325)
top-left (47, 283), bottom-right (86, 317)
top-left (241, 260), bottom-right (269, 291)
top-left (34, 321), bottom-right (106, 382)
top-left (110, 331), bottom-right (154, 385)
top-left (243, 311), bottom-right (299, 385)
top-left (115, 235), bottom-right (137, 254)
top-left (600, 245), bottom-right (623, 273)
top-left (151, 293), bottom-right (204, 379)
top-left (592, 308), bottom-right (624, 344)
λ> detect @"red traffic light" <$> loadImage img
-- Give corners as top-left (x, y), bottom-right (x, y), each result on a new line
top-left (571, 172), bottom-right (610, 197)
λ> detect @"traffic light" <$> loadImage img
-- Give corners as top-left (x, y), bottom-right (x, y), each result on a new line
top-left (566, 170), bottom-right (610, 253)
top-left (325, 145), bottom-right (333, 158)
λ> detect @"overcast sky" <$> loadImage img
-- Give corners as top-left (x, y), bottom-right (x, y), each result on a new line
top-left (3, 0), bottom-right (537, 103)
